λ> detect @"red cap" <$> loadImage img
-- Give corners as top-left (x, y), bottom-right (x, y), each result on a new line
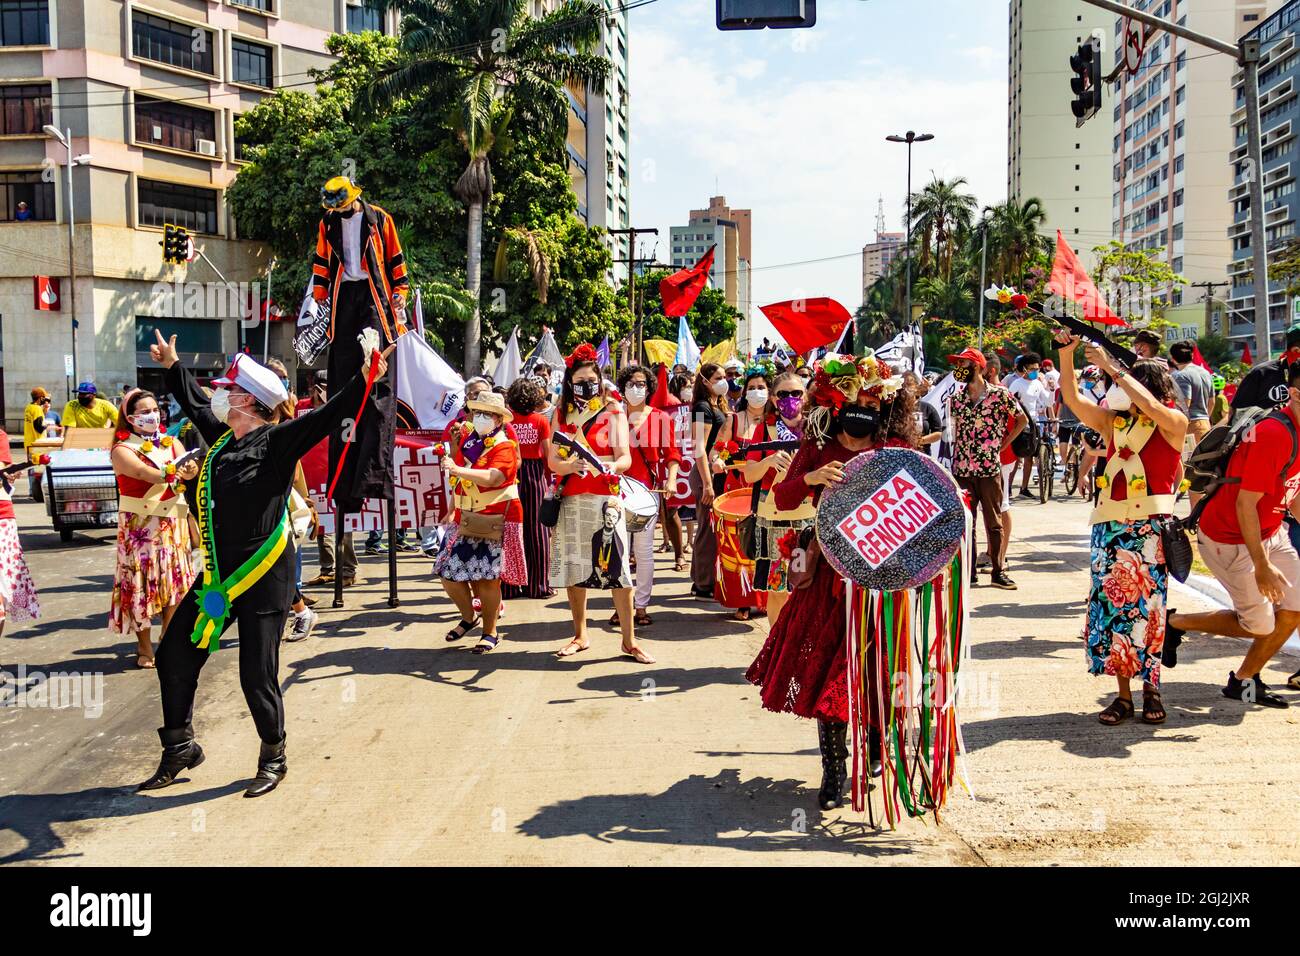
top-left (946, 347), bottom-right (987, 369)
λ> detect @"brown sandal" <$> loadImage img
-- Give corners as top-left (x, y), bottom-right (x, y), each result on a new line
top-left (634, 610), bottom-right (652, 627)
top-left (1142, 687), bottom-right (1166, 724)
top-left (1098, 696), bottom-right (1134, 725)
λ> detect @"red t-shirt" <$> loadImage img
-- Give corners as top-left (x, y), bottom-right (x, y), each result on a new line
top-left (626, 407), bottom-right (682, 488)
top-left (511, 411), bottom-right (552, 460)
top-left (556, 404), bottom-right (624, 497)
top-left (1199, 410), bottom-right (1300, 545)
top-left (450, 425), bottom-right (523, 522)
top-left (999, 411), bottom-right (1019, 467)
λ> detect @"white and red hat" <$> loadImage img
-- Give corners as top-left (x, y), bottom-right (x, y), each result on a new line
top-left (212, 354), bottom-right (289, 409)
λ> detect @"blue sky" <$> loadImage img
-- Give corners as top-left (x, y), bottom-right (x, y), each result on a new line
top-left (627, 0), bottom-right (1010, 345)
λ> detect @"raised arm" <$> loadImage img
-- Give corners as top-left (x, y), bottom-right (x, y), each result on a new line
top-left (153, 331), bottom-right (226, 446)
top-left (1053, 331), bottom-right (1113, 434)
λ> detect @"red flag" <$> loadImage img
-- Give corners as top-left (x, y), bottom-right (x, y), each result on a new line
top-left (1191, 344), bottom-right (1212, 371)
top-left (1046, 230), bottom-right (1125, 326)
top-left (660, 245), bottom-right (715, 317)
top-left (1242, 342), bottom-right (1254, 366)
top-left (650, 362), bottom-right (676, 410)
top-left (759, 298), bottom-right (852, 355)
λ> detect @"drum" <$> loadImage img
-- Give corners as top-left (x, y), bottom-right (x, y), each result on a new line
top-left (712, 488), bottom-right (766, 610)
top-left (619, 476), bottom-right (659, 532)
top-left (816, 447), bottom-right (966, 592)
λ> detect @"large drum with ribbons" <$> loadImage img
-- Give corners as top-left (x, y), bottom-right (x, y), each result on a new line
top-left (816, 446), bottom-right (965, 592)
top-left (713, 487), bottom-right (764, 610)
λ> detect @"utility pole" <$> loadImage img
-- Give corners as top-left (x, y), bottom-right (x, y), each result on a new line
top-left (1191, 280), bottom-right (1230, 336)
top-left (1077, 0), bottom-right (1273, 362)
top-left (609, 227), bottom-right (658, 363)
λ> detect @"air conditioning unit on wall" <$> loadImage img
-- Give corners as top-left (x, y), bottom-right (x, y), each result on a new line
top-left (196, 138), bottom-right (217, 156)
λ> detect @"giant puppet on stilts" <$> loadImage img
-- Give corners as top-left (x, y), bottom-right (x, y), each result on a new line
top-left (309, 177), bottom-right (409, 605)
top-left (745, 353), bottom-right (971, 822)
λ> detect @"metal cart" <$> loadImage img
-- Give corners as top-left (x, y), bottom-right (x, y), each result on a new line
top-left (43, 450), bottom-right (118, 542)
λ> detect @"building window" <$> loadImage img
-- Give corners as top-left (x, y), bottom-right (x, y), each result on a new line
top-left (0, 82), bottom-right (51, 135)
top-left (135, 95), bottom-right (217, 153)
top-left (136, 316), bottom-right (224, 355)
top-left (0, 0), bottom-right (49, 46)
top-left (346, 1), bottom-right (383, 33)
top-left (138, 178), bottom-right (219, 235)
top-left (1, 170), bottom-right (54, 221)
top-left (133, 11), bottom-right (216, 75)
top-left (231, 38), bottom-right (273, 88)
top-left (229, 0), bottom-right (273, 12)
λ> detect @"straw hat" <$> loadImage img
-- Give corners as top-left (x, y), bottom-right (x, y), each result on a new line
top-left (465, 390), bottom-right (514, 423)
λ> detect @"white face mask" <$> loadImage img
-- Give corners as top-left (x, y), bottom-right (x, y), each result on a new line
top-left (746, 388), bottom-right (768, 408)
top-left (711, 378), bottom-right (730, 397)
top-left (1103, 383), bottom-right (1131, 412)
top-left (130, 411), bottom-right (161, 435)
top-left (679, 388), bottom-right (693, 403)
top-left (472, 413), bottom-right (497, 436)
top-left (210, 389), bottom-right (232, 423)
top-left (625, 385), bottom-right (647, 406)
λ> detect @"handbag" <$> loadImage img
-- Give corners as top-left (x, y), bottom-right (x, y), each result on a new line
top-left (458, 510), bottom-right (505, 542)
top-left (737, 480), bottom-right (763, 560)
top-left (1160, 517), bottom-right (1193, 584)
top-left (786, 526), bottom-right (822, 591)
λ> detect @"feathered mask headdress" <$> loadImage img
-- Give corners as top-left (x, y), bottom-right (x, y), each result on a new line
top-left (804, 351), bottom-right (904, 447)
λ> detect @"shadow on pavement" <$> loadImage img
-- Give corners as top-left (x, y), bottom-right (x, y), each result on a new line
top-left (0, 782), bottom-right (246, 865)
top-left (516, 768), bottom-right (918, 856)
top-left (547, 665), bottom-right (748, 704)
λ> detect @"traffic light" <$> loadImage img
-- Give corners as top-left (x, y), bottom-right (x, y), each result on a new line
top-left (1070, 40), bottom-right (1103, 127)
top-left (716, 0), bottom-right (816, 30)
top-left (160, 223), bottom-right (191, 264)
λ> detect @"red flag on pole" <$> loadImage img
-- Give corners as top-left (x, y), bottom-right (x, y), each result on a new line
top-left (1046, 230), bottom-right (1125, 326)
top-left (660, 245), bottom-right (716, 318)
top-left (1242, 342), bottom-right (1254, 366)
top-left (1191, 344), bottom-right (1212, 371)
top-left (649, 362), bottom-right (674, 410)
top-left (759, 298), bottom-right (853, 355)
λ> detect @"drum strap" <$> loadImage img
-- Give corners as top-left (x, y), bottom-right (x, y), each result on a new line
top-left (554, 411), bottom-right (609, 497)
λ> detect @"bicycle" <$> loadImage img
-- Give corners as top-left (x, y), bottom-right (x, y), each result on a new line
top-left (1061, 423), bottom-right (1103, 500)
top-left (1035, 416), bottom-right (1059, 503)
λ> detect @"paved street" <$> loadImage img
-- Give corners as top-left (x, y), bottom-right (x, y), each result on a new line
top-left (2, 486), bottom-right (1298, 866)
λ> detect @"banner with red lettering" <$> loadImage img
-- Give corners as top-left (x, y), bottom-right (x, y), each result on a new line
top-left (667, 404), bottom-right (696, 508)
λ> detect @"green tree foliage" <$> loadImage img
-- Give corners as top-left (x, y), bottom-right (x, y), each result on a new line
top-left (629, 270), bottom-right (741, 348)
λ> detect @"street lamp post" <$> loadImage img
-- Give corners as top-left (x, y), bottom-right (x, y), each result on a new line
top-left (886, 131), bottom-right (934, 341)
top-left (977, 207), bottom-right (993, 351)
top-left (43, 125), bottom-right (90, 391)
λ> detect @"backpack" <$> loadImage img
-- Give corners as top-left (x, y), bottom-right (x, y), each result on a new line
top-left (1184, 408), bottom-right (1299, 529)
top-left (1009, 394), bottom-right (1040, 459)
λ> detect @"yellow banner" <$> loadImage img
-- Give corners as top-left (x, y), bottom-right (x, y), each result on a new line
top-left (699, 339), bottom-right (737, 367)
top-left (643, 338), bottom-right (677, 367)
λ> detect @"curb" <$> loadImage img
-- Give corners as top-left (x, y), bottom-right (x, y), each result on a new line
top-left (1171, 572), bottom-right (1300, 658)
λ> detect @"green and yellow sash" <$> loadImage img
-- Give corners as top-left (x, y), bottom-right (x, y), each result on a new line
top-left (191, 430), bottom-right (291, 652)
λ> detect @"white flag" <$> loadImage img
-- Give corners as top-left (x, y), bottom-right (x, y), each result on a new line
top-left (395, 330), bottom-right (465, 431)
top-left (875, 324), bottom-right (925, 375)
top-left (675, 316), bottom-right (701, 369)
top-left (412, 288), bottom-right (425, 337)
top-left (492, 326), bottom-right (522, 389)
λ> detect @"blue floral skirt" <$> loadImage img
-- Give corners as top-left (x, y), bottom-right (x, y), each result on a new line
top-left (1085, 517), bottom-right (1170, 685)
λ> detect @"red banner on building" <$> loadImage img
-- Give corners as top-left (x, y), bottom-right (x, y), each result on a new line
top-left (34, 276), bottom-right (60, 311)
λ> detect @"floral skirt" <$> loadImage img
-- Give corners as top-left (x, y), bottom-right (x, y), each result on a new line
top-left (110, 512), bottom-right (196, 635)
top-left (549, 494), bottom-right (633, 591)
top-left (434, 521), bottom-right (526, 584)
top-left (1085, 517), bottom-right (1169, 685)
top-left (754, 513), bottom-right (816, 595)
top-left (0, 518), bottom-right (39, 625)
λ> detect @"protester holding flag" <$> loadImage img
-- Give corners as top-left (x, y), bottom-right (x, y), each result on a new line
top-left (1055, 330), bottom-right (1185, 727)
top-left (745, 353), bottom-right (914, 810)
top-left (109, 389), bottom-right (199, 669)
top-left (502, 376), bottom-right (554, 600)
top-left (435, 391), bottom-right (525, 653)
top-left (547, 344), bottom-right (653, 664)
top-left (0, 434), bottom-right (40, 638)
top-left (615, 364), bottom-right (681, 627)
top-left (689, 364), bottom-right (730, 600)
top-left (138, 330), bottom-right (391, 797)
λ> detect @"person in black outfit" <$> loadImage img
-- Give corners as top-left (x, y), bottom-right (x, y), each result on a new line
top-left (137, 330), bottom-right (392, 798)
top-left (1231, 323), bottom-right (1300, 415)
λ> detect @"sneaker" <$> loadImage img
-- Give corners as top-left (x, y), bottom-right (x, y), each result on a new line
top-left (990, 571), bottom-right (1018, 590)
top-left (285, 608), bottom-right (318, 643)
top-left (1161, 609), bottom-right (1184, 668)
top-left (396, 540), bottom-right (419, 553)
top-left (1222, 671), bottom-right (1289, 709)
top-left (691, 586), bottom-right (714, 600)
top-left (1289, 669), bottom-right (1300, 691)
top-left (303, 573), bottom-right (334, 588)
top-left (364, 543), bottom-right (388, 556)
top-left (1018, 488), bottom-right (1035, 499)
top-left (975, 552), bottom-right (992, 568)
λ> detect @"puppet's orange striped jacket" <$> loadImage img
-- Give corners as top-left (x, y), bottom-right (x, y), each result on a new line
top-left (311, 201), bottom-right (409, 344)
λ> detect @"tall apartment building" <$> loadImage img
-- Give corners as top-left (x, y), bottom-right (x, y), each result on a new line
top-left (536, 0), bottom-right (631, 268)
top-left (669, 195), bottom-right (752, 349)
top-left (1227, 0), bottom-right (1300, 351)
top-left (0, 0), bottom-right (402, 429)
top-left (1008, 0), bottom-right (1114, 259)
top-left (1111, 0), bottom-right (1278, 313)
top-left (861, 232), bottom-right (904, 300)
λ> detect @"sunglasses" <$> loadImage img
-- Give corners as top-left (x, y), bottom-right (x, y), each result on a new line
top-left (775, 389), bottom-right (803, 399)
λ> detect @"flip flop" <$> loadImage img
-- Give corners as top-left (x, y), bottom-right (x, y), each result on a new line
top-left (555, 638), bottom-right (590, 659)
top-left (621, 644), bottom-right (656, 665)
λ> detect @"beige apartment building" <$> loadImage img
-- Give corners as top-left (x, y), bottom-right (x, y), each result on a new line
top-left (0, 0), bottom-right (404, 429)
top-left (861, 232), bottom-right (904, 300)
top-left (1111, 0), bottom-right (1280, 309)
top-left (1008, 0), bottom-right (1114, 260)
top-left (670, 195), bottom-right (753, 350)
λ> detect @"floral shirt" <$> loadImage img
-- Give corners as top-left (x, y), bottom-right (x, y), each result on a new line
top-left (949, 384), bottom-right (1020, 478)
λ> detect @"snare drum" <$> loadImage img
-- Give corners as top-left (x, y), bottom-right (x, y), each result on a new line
top-left (619, 475), bottom-right (659, 532)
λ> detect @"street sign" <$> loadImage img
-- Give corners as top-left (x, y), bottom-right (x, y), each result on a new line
top-left (64, 354), bottom-right (74, 377)
top-left (716, 0), bottom-right (815, 30)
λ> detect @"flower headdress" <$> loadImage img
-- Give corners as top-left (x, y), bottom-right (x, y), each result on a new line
top-left (804, 350), bottom-right (904, 447)
top-left (566, 343), bottom-right (598, 368)
top-left (742, 357), bottom-right (776, 383)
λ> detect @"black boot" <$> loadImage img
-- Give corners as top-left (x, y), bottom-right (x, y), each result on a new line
top-left (817, 720), bottom-right (848, 810)
top-left (137, 726), bottom-right (204, 791)
top-left (868, 728), bottom-right (884, 779)
top-left (244, 738), bottom-right (287, 798)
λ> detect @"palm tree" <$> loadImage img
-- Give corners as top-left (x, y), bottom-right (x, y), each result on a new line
top-left (987, 197), bottom-right (1050, 287)
top-left (915, 274), bottom-right (974, 324)
top-left (909, 176), bottom-right (978, 281)
top-left (359, 0), bottom-right (609, 373)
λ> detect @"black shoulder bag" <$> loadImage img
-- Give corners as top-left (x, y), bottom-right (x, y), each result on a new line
top-left (540, 412), bottom-right (606, 529)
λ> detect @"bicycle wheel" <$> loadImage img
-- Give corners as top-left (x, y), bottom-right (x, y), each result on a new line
top-left (1064, 444), bottom-right (1080, 496)
top-left (1038, 442), bottom-right (1051, 503)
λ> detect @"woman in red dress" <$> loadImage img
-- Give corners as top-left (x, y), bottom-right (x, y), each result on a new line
top-left (715, 365), bottom-right (776, 620)
top-left (745, 352), bottom-right (916, 811)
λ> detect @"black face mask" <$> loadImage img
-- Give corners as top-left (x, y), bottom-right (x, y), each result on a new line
top-left (952, 365), bottom-right (973, 383)
top-left (839, 404), bottom-right (879, 438)
top-left (573, 381), bottom-right (601, 401)
top-left (78, 395), bottom-right (95, 407)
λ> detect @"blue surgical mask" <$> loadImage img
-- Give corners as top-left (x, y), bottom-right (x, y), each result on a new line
top-left (1027, 371), bottom-right (1039, 381)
